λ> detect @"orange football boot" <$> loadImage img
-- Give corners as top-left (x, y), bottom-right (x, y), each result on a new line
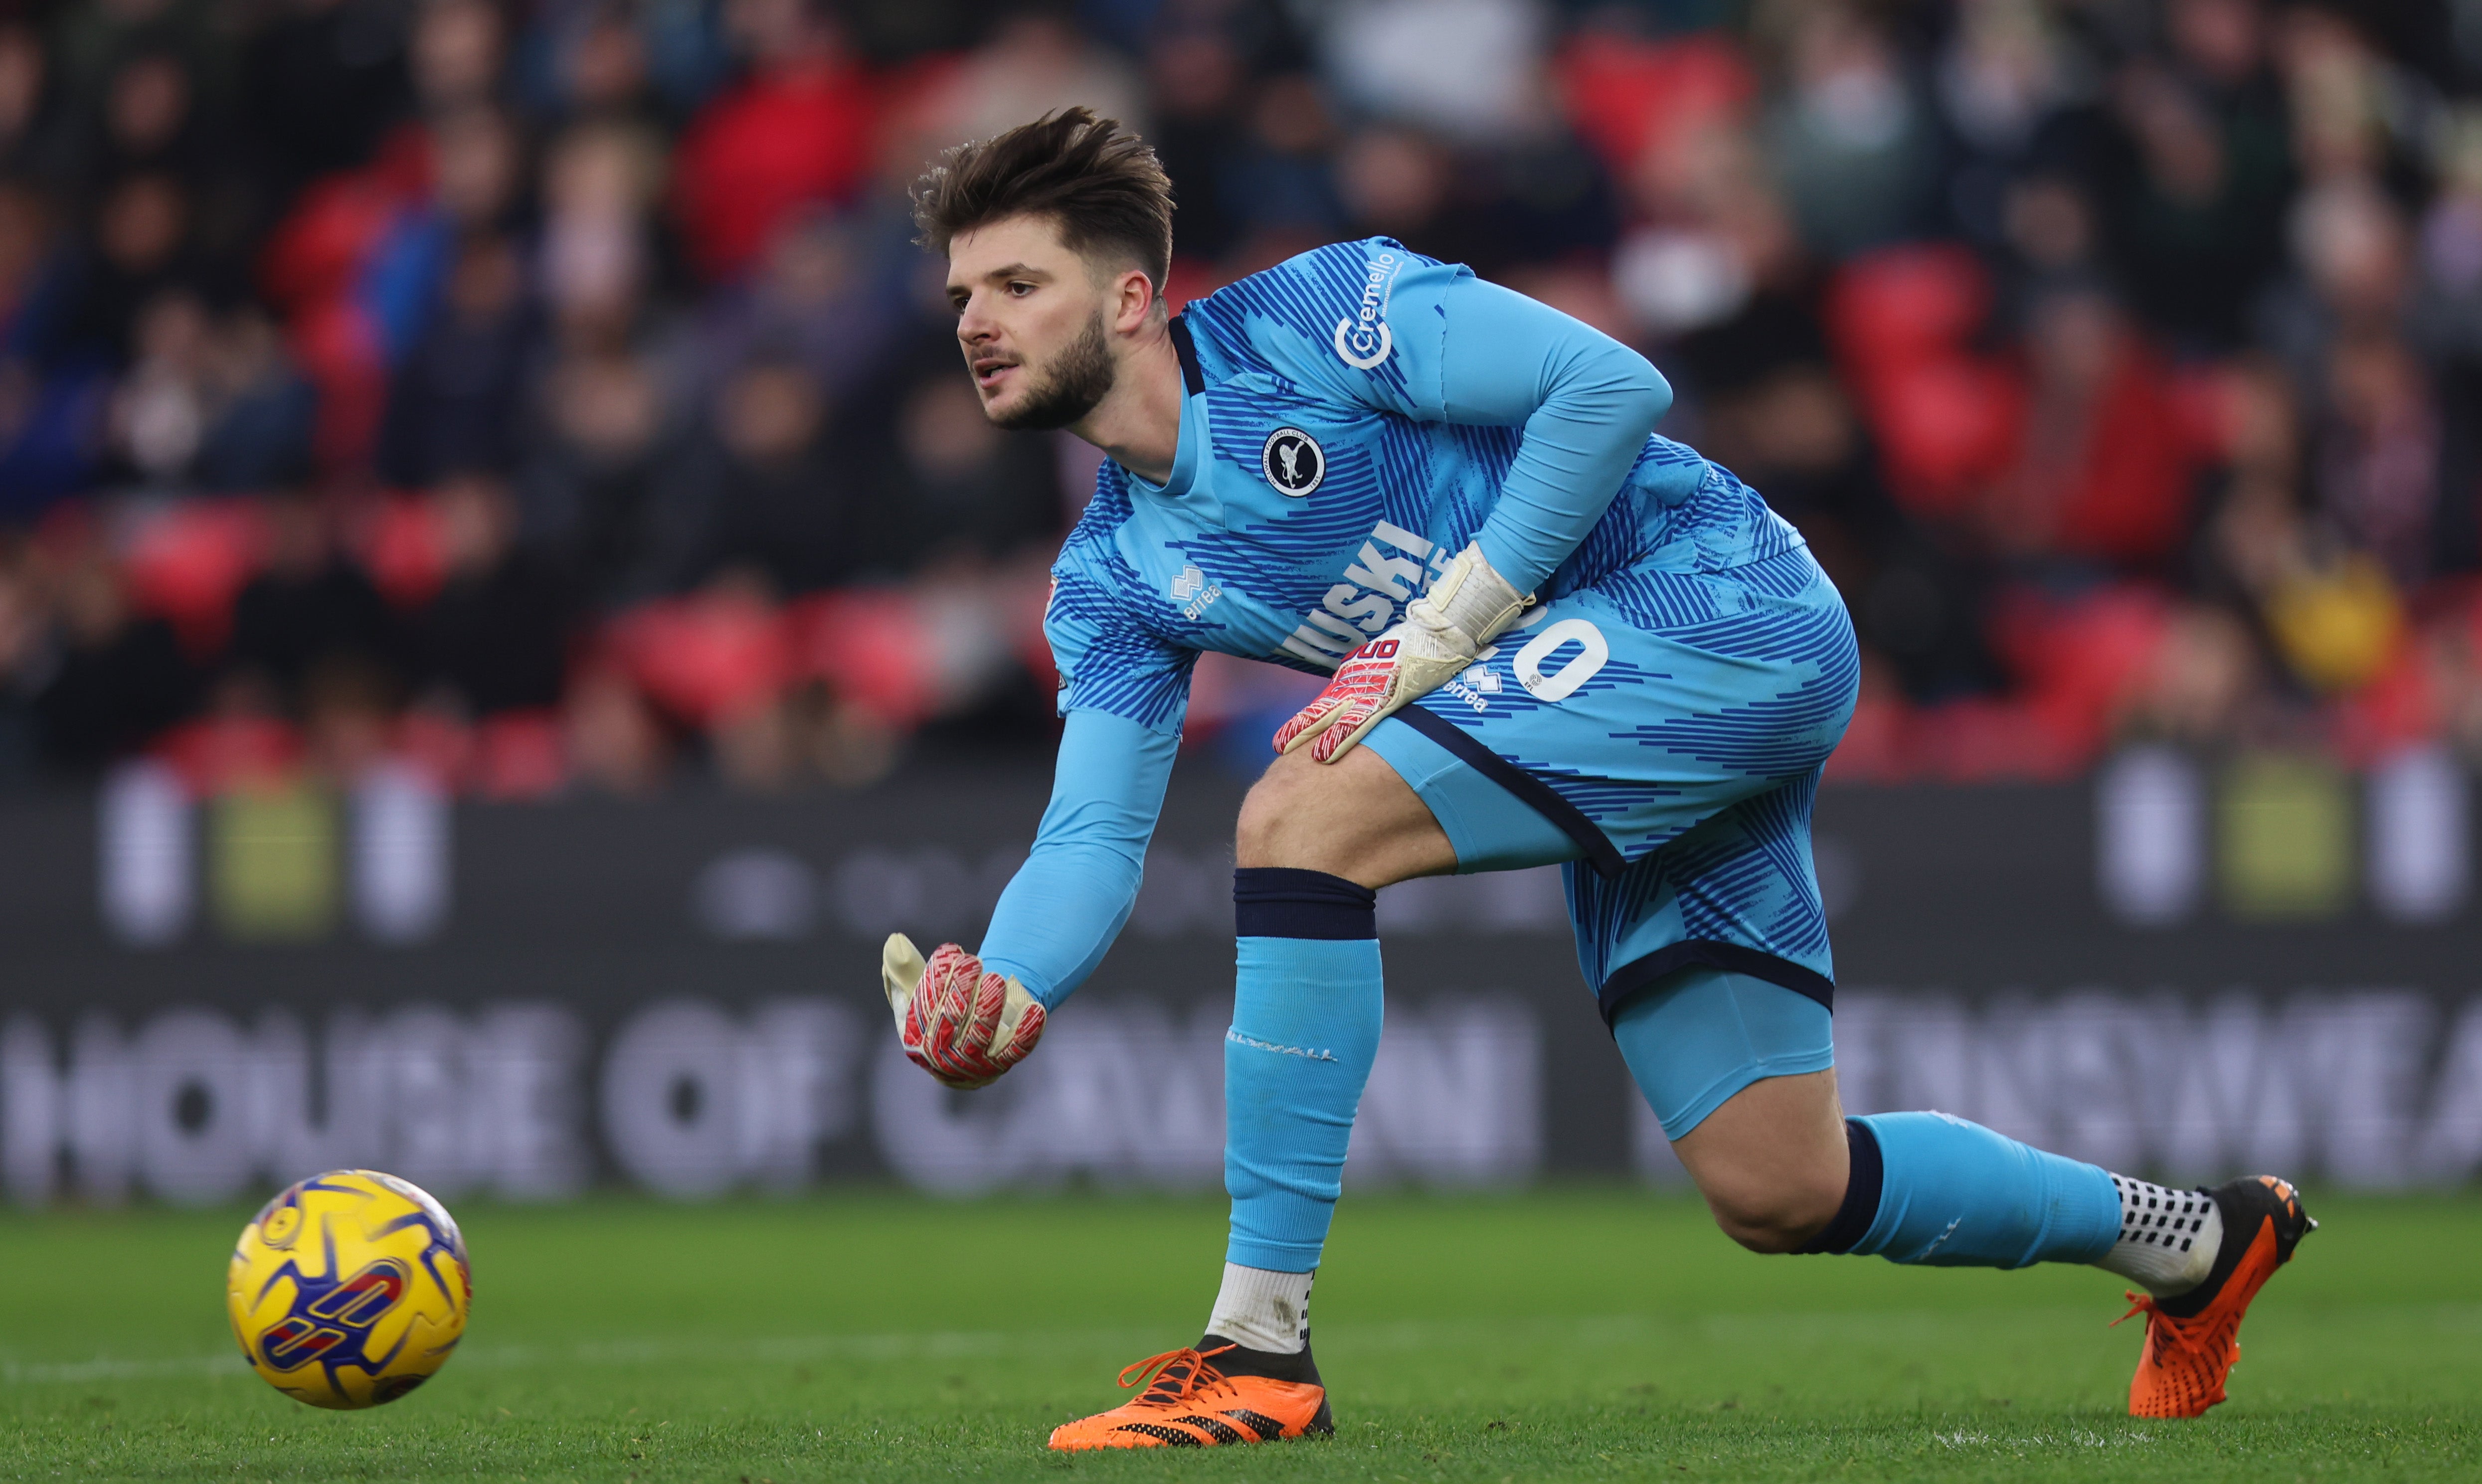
top-left (1047, 1338), bottom-right (1333, 1450)
top-left (2117, 1175), bottom-right (2315, 1418)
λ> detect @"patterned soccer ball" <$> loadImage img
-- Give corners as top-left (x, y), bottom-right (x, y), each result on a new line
top-left (226, 1169), bottom-right (471, 1408)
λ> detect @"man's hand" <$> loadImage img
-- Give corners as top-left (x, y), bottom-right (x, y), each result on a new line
top-left (882, 934), bottom-right (1046, 1089)
top-left (1274, 542), bottom-right (1531, 763)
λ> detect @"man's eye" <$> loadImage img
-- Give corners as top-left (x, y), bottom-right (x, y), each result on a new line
top-left (1008, 282), bottom-right (1034, 296)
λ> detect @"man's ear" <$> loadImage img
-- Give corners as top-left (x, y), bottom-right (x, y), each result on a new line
top-left (1112, 267), bottom-right (1158, 334)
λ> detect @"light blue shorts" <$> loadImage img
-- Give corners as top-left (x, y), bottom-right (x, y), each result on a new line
top-left (1608, 965), bottom-right (1835, 1138)
top-left (1359, 544), bottom-right (1856, 1136)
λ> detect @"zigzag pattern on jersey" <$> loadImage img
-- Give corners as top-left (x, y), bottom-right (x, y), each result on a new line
top-left (1609, 611), bottom-right (1858, 781)
top-left (1047, 563), bottom-right (1199, 732)
top-left (1174, 493), bottom-right (1390, 622)
top-left (1564, 770), bottom-right (1832, 987)
top-left (1547, 498), bottom-right (1650, 598)
top-left (1045, 470), bottom-right (1207, 732)
top-left (1382, 419), bottom-right (1473, 545)
top-left (1566, 846), bottom-right (1677, 988)
top-left (1634, 465), bottom-right (1808, 575)
top-left (1194, 240), bottom-right (1425, 407)
top-left (1586, 548), bottom-right (1822, 634)
top-left (1517, 759), bottom-right (1684, 824)
top-left (1666, 775), bottom-right (1830, 965)
top-left (1062, 473), bottom-right (1228, 644)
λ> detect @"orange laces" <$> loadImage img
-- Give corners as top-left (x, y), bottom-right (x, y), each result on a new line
top-left (2109, 1290), bottom-right (2155, 1328)
top-left (1116, 1345), bottom-right (1238, 1407)
top-left (2111, 1290), bottom-right (2214, 1354)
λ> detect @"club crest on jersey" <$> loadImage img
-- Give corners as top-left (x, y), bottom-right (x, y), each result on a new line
top-left (1333, 251), bottom-right (1400, 369)
top-left (1261, 428), bottom-right (1325, 496)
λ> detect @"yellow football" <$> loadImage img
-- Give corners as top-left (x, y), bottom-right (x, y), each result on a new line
top-left (225, 1169), bottom-right (471, 1408)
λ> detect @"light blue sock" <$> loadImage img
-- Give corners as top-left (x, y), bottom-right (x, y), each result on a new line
top-left (1224, 869), bottom-right (1385, 1273)
top-left (1848, 1112), bottom-right (2121, 1268)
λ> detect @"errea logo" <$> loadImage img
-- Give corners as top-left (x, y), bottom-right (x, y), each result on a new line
top-left (1334, 251), bottom-right (1401, 369)
top-left (1170, 564), bottom-right (1222, 620)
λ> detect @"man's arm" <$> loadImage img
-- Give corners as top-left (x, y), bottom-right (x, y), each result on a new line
top-left (881, 706), bottom-right (1179, 1087)
top-left (1436, 275), bottom-right (1673, 592)
top-left (1276, 275), bottom-right (1672, 761)
top-left (979, 707), bottom-right (1180, 1005)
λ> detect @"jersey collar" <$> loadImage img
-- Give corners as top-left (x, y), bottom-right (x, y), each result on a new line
top-left (1169, 315), bottom-right (1206, 395)
top-left (1128, 316), bottom-right (1208, 501)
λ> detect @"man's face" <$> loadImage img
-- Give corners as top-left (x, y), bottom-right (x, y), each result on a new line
top-left (946, 214), bottom-right (1117, 432)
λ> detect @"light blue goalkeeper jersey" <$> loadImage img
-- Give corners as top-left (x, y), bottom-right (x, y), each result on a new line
top-left (979, 238), bottom-right (1838, 1010)
top-left (1045, 239), bottom-right (1787, 728)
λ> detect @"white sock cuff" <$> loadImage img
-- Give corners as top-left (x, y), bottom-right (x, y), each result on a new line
top-left (1206, 1263), bottom-right (1313, 1355)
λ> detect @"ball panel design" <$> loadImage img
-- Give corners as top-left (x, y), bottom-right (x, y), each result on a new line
top-left (225, 1169), bottom-right (470, 1409)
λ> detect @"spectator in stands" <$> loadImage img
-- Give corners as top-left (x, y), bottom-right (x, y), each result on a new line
top-left (1761, 1), bottom-right (1939, 261)
top-left (518, 339), bottom-right (679, 608)
top-left (670, 0), bottom-right (877, 283)
top-left (2089, 4), bottom-right (2292, 351)
top-left (671, 355), bottom-right (851, 594)
top-left (844, 358), bottom-right (1064, 575)
top-left (239, 0), bottom-right (413, 199)
top-left (0, 0), bottom-right (2478, 792)
top-left (61, 171), bottom-right (205, 365)
top-left (690, 212), bottom-right (907, 408)
top-left (379, 227), bottom-right (536, 487)
top-left (228, 490), bottom-right (401, 715)
top-left (106, 291), bottom-right (315, 489)
top-left (410, 472), bottom-right (570, 720)
top-left (1986, 279), bottom-right (2209, 572)
top-left (31, 536), bottom-right (196, 772)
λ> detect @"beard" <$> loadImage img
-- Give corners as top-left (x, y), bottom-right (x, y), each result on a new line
top-left (987, 313), bottom-right (1115, 432)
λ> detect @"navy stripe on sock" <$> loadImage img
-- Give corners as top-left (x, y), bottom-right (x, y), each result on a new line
top-left (1234, 867), bottom-right (1377, 940)
top-left (1795, 1119), bottom-right (1884, 1255)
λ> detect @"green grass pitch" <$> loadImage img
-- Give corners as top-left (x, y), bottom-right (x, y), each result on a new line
top-left (2, 1188), bottom-right (2476, 1481)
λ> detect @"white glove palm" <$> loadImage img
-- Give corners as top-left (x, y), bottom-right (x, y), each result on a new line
top-left (1273, 542), bottom-right (1531, 763)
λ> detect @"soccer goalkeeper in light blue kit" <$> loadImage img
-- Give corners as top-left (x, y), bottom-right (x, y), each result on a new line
top-left (880, 109), bottom-right (2312, 1450)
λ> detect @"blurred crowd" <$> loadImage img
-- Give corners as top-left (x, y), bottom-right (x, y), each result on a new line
top-left (0, 0), bottom-right (2479, 797)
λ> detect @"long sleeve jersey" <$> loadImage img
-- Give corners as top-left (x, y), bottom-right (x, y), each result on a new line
top-left (977, 238), bottom-right (1783, 1006)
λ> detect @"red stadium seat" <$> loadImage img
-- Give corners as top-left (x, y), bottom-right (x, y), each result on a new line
top-left (610, 589), bottom-right (791, 730)
top-left (122, 499), bottom-right (269, 657)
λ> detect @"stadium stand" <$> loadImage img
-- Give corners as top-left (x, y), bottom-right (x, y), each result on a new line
top-left (0, 0), bottom-right (2474, 794)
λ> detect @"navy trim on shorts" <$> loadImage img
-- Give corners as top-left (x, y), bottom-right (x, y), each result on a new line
top-left (1394, 704), bottom-right (1625, 880)
top-left (1596, 941), bottom-right (1837, 1030)
top-left (1234, 867), bottom-right (1378, 940)
top-left (1170, 316), bottom-right (1206, 395)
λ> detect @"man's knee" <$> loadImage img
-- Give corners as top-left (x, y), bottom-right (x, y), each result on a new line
top-left (1233, 747), bottom-right (1455, 886)
top-left (1669, 1069), bottom-right (1850, 1254)
top-left (1697, 1159), bottom-right (1846, 1254)
top-left (1235, 758), bottom-right (1323, 870)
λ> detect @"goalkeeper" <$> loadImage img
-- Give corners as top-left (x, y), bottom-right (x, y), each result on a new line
top-left (886, 110), bottom-right (2312, 1450)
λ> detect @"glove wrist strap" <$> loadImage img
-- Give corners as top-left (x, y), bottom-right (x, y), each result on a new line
top-left (1413, 541), bottom-right (1531, 649)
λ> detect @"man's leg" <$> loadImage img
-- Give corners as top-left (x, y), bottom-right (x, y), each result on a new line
top-left (1619, 969), bottom-right (2314, 1417)
top-left (1204, 749), bottom-right (1451, 1349)
top-left (1049, 747), bottom-right (1453, 1450)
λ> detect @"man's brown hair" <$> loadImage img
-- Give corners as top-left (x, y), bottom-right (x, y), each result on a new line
top-left (911, 108), bottom-right (1174, 292)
